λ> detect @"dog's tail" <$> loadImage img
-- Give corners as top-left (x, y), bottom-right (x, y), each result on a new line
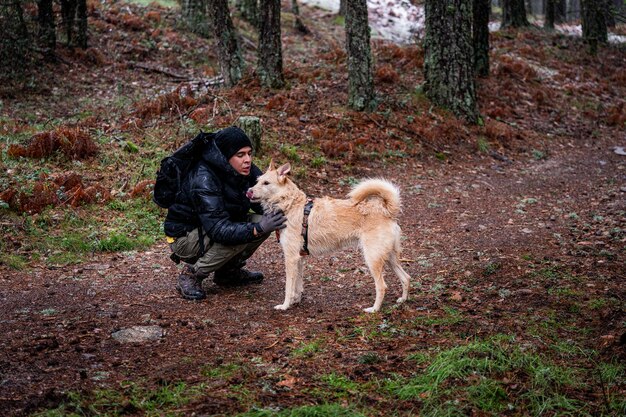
top-left (348, 178), bottom-right (401, 217)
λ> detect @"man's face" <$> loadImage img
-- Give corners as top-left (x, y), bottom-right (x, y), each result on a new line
top-left (229, 146), bottom-right (253, 176)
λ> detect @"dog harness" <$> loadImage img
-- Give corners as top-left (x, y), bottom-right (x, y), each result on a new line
top-left (300, 198), bottom-right (314, 256)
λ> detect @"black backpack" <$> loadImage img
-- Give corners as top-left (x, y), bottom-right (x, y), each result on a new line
top-left (153, 131), bottom-right (214, 208)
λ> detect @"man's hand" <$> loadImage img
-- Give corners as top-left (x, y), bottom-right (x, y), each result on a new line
top-left (256, 210), bottom-right (287, 234)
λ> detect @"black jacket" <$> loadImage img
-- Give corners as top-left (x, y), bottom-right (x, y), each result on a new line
top-left (164, 139), bottom-right (263, 245)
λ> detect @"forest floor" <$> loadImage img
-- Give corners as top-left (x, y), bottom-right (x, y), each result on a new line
top-left (0, 1), bottom-right (625, 416)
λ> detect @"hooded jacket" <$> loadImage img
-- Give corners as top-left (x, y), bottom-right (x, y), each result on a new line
top-left (163, 137), bottom-right (263, 245)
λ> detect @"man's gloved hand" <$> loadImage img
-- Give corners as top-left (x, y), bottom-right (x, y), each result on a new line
top-left (256, 210), bottom-right (287, 234)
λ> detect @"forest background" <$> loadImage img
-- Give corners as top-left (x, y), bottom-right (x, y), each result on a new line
top-left (0, 0), bottom-right (625, 416)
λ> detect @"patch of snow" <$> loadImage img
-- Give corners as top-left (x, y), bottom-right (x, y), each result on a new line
top-left (556, 24), bottom-right (626, 44)
top-left (300, 1), bottom-right (626, 45)
top-left (300, 0), bottom-right (424, 44)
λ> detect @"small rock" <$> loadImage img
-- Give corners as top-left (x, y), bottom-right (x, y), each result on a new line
top-left (111, 326), bottom-right (164, 343)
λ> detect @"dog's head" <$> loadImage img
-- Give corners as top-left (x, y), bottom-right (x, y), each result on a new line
top-left (246, 160), bottom-right (292, 208)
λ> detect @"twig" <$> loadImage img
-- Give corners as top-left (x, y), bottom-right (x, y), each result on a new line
top-left (131, 62), bottom-right (190, 80)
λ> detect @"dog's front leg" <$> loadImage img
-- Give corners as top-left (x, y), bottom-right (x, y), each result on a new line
top-left (274, 255), bottom-right (303, 310)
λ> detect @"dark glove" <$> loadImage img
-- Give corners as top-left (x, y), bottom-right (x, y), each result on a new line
top-left (256, 210), bottom-right (287, 234)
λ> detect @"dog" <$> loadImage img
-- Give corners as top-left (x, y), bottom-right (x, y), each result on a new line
top-left (246, 161), bottom-right (411, 313)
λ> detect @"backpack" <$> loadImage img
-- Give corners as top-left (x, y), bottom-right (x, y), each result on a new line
top-left (153, 131), bottom-right (214, 208)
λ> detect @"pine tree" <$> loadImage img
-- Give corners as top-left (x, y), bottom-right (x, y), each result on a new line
top-left (208, 0), bottom-right (245, 86)
top-left (258, 0), bottom-right (284, 88)
top-left (345, 0), bottom-right (375, 111)
top-left (424, 0), bottom-right (478, 123)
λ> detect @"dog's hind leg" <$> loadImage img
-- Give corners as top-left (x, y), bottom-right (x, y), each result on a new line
top-left (274, 255), bottom-right (303, 310)
top-left (388, 251), bottom-right (410, 304)
top-left (362, 244), bottom-right (388, 313)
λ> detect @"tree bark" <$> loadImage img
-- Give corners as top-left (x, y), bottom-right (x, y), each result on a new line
top-left (581, 0), bottom-right (608, 54)
top-left (473, 0), bottom-right (490, 77)
top-left (501, 0), bottom-right (529, 28)
top-left (236, 116), bottom-right (263, 155)
top-left (207, 0), bottom-right (245, 86)
top-left (424, 0), bottom-right (478, 123)
top-left (345, 0), bottom-right (375, 111)
top-left (258, 0), bottom-right (284, 88)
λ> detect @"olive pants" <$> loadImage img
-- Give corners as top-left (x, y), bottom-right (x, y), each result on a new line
top-left (169, 214), bottom-right (269, 277)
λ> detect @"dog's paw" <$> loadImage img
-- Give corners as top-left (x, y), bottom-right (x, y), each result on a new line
top-left (363, 307), bottom-right (378, 313)
top-left (274, 304), bottom-right (290, 310)
top-left (396, 296), bottom-right (407, 304)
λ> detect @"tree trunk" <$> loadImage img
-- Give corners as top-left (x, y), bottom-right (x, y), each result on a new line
top-left (207, 0), bottom-right (244, 86)
top-left (473, 0), bottom-right (490, 78)
top-left (345, 0), bottom-right (375, 111)
top-left (236, 116), bottom-right (263, 155)
top-left (37, 0), bottom-right (56, 54)
top-left (182, 0), bottom-right (210, 37)
top-left (258, 0), bottom-right (284, 88)
top-left (581, 0), bottom-right (608, 54)
top-left (545, 0), bottom-right (556, 29)
top-left (424, 0), bottom-right (478, 123)
top-left (76, 0), bottom-right (87, 48)
top-left (501, 0), bottom-right (530, 28)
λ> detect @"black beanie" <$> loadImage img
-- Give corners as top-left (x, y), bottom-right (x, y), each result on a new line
top-left (215, 126), bottom-right (253, 160)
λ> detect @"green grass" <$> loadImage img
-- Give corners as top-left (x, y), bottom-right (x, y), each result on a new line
top-left (201, 362), bottom-right (241, 380)
top-left (0, 197), bottom-right (163, 267)
top-left (291, 339), bottom-right (325, 358)
top-left (33, 381), bottom-right (203, 417)
top-left (382, 335), bottom-right (600, 416)
top-left (413, 306), bottom-right (464, 327)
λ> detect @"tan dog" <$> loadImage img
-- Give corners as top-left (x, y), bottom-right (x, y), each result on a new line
top-left (246, 161), bottom-right (411, 313)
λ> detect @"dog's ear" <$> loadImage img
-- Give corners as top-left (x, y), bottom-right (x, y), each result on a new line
top-left (268, 159), bottom-right (275, 171)
top-left (277, 163), bottom-right (291, 184)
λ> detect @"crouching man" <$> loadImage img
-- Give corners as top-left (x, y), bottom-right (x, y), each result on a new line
top-left (164, 126), bottom-right (286, 300)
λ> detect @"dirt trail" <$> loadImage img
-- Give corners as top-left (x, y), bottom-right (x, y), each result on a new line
top-left (1, 139), bottom-right (624, 415)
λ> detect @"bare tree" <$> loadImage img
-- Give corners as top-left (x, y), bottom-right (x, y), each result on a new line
top-left (345, 0), bottom-right (375, 111)
top-left (424, 0), bottom-right (478, 123)
top-left (207, 0), bottom-right (245, 86)
top-left (258, 0), bottom-right (284, 88)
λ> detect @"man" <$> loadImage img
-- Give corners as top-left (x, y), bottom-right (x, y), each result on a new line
top-left (164, 126), bottom-right (286, 300)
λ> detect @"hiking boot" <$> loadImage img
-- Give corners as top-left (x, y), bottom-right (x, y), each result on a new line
top-left (176, 272), bottom-right (206, 300)
top-left (213, 268), bottom-right (264, 287)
